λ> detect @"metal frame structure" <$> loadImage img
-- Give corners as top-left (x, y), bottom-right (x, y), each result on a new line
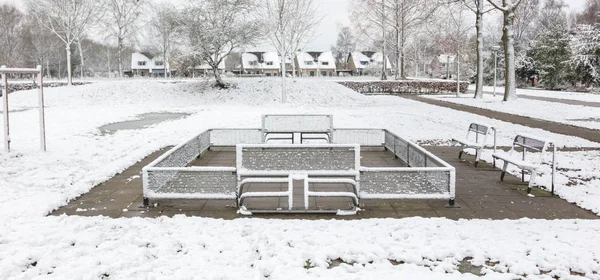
top-left (452, 123), bottom-right (497, 167)
top-left (262, 114), bottom-right (333, 144)
top-left (1, 65), bottom-right (46, 152)
top-left (492, 133), bottom-right (556, 195)
top-left (142, 115), bottom-right (456, 214)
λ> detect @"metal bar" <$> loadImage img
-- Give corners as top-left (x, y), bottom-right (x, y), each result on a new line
top-left (0, 67), bottom-right (42, 74)
top-left (552, 144), bottom-right (556, 195)
top-left (1, 66), bottom-right (9, 152)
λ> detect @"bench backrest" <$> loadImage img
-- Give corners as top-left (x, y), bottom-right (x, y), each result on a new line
top-left (262, 114), bottom-right (333, 133)
top-left (236, 144), bottom-right (359, 173)
top-left (466, 123), bottom-right (491, 144)
top-left (510, 134), bottom-right (550, 165)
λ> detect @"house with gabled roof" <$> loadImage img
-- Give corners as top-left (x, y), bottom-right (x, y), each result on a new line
top-left (192, 60), bottom-right (226, 76)
top-left (241, 52), bottom-right (291, 76)
top-left (347, 51), bottom-right (392, 76)
top-left (429, 54), bottom-right (456, 78)
top-left (130, 52), bottom-right (170, 77)
top-left (295, 51), bottom-right (336, 77)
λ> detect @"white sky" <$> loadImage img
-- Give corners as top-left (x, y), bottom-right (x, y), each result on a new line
top-left (0, 0), bottom-right (588, 50)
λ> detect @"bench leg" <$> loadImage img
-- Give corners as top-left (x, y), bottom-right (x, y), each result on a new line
top-left (143, 197), bottom-right (149, 207)
top-left (448, 199), bottom-right (455, 207)
top-left (527, 170), bottom-right (537, 194)
top-left (500, 162), bottom-right (508, 181)
top-left (458, 150), bottom-right (463, 159)
top-left (474, 148), bottom-right (483, 167)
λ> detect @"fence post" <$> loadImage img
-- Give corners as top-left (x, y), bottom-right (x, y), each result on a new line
top-left (37, 65), bottom-right (46, 151)
top-left (1, 65), bottom-right (9, 152)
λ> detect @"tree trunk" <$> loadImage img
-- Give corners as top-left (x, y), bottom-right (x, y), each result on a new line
top-left (395, 27), bottom-right (401, 80)
top-left (106, 48), bottom-right (111, 78)
top-left (502, 8), bottom-right (518, 101)
top-left (474, 2), bottom-right (485, 99)
top-left (77, 39), bottom-right (85, 79)
top-left (66, 44), bottom-right (72, 86)
top-left (380, 0), bottom-right (387, 80)
top-left (117, 36), bottom-right (123, 78)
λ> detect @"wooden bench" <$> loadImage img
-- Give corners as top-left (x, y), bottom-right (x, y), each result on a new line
top-left (492, 133), bottom-right (557, 195)
top-left (452, 123), bottom-right (496, 167)
top-left (235, 144), bottom-right (360, 214)
top-left (262, 114), bottom-right (333, 144)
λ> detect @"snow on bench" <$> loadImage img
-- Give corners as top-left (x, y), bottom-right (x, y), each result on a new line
top-left (452, 123), bottom-right (496, 167)
top-left (236, 144), bottom-right (360, 214)
top-left (261, 114), bottom-right (333, 144)
top-left (492, 133), bottom-right (557, 195)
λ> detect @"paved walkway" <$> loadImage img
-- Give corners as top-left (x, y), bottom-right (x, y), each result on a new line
top-left (476, 90), bottom-right (600, 108)
top-left (404, 95), bottom-right (600, 143)
top-left (50, 146), bottom-right (598, 220)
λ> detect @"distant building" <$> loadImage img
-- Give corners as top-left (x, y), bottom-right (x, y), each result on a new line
top-left (130, 52), bottom-right (170, 77)
top-left (295, 51), bottom-right (336, 77)
top-left (347, 51), bottom-right (392, 76)
top-left (241, 52), bottom-right (291, 76)
top-left (192, 60), bottom-right (226, 77)
top-left (429, 54), bottom-right (456, 78)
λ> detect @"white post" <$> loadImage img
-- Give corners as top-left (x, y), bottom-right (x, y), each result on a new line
top-left (493, 50), bottom-right (497, 97)
top-left (37, 65), bottom-right (46, 151)
top-left (281, 42), bottom-right (287, 103)
top-left (1, 65), bottom-right (9, 152)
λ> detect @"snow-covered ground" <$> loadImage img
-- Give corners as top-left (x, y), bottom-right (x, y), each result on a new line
top-left (1, 78), bottom-right (600, 279)
top-left (424, 93), bottom-right (600, 130)
top-left (468, 85), bottom-right (600, 103)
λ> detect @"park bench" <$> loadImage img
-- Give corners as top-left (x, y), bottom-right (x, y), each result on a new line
top-left (262, 114), bottom-right (333, 144)
top-left (236, 144), bottom-right (360, 214)
top-left (492, 133), bottom-right (556, 195)
top-left (452, 123), bottom-right (496, 167)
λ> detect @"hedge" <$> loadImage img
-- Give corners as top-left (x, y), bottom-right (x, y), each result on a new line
top-left (337, 80), bottom-right (469, 95)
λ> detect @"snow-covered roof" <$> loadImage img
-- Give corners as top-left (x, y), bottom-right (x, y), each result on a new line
top-left (438, 54), bottom-right (456, 64)
top-left (348, 51), bottom-right (391, 69)
top-left (241, 52), bottom-right (288, 70)
top-left (131, 52), bottom-right (167, 70)
top-left (295, 52), bottom-right (336, 70)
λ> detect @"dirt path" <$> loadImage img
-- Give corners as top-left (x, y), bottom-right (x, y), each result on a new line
top-left (402, 95), bottom-right (600, 144)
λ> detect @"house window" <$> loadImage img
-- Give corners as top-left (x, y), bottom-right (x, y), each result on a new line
top-left (266, 61), bottom-right (273, 66)
top-left (305, 61), bottom-right (313, 65)
top-left (138, 61), bottom-right (146, 66)
top-left (321, 71), bottom-right (326, 76)
top-left (249, 61), bottom-right (258, 66)
top-left (155, 61), bottom-right (164, 66)
top-left (360, 61), bottom-right (369, 66)
top-left (309, 71), bottom-right (315, 77)
top-left (266, 72), bottom-right (271, 77)
top-left (322, 62), bottom-right (329, 66)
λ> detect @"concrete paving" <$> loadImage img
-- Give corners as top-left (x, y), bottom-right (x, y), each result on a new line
top-left (50, 146), bottom-right (598, 220)
top-left (403, 95), bottom-right (600, 144)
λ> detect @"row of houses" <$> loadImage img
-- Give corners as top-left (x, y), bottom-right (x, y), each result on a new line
top-left (129, 51), bottom-right (456, 78)
top-left (130, 51), bottom-right (393, 77)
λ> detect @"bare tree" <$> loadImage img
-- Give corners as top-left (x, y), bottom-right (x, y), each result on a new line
top-left (388, 0), bottom-right (438, 79)
top-left (331, 26), bottom-right (356, 69)
top-left (487, 0), bottom-right (523, 101)
top-left (261, 0), bottom-right (322, 78)
top-left (461, 0), bottom-right (494, 98)
top-left (104, 0), bottom-right (145, 78)
top-left (148, 4), bottom-right (181, 78)
top-left (181, 0), bottom-right (261, 88)
top-left (0, 4), bottom-right (25, 66)
top-left (351, 0), bottom-right (389, 80)
top-left (27, 0), bottom-right (99, 85)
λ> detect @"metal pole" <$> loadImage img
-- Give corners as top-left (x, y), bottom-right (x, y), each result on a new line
top-left (37, 65), bottom-right (46, 151)
top-left (493, 51), bottom-right (497, 97)
top-left (1, 65), bottom-right (9, 152)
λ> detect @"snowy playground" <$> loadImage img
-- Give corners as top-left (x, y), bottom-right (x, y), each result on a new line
top-left (1, 78), bottom-right (600, 279)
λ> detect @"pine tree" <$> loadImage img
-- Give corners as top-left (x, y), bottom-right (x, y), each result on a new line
top-left (527, 25), bottom-right (572, 89)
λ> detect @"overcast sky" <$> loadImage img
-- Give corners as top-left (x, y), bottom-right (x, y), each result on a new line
top-left (1, 0), bottom-right (588, 50)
